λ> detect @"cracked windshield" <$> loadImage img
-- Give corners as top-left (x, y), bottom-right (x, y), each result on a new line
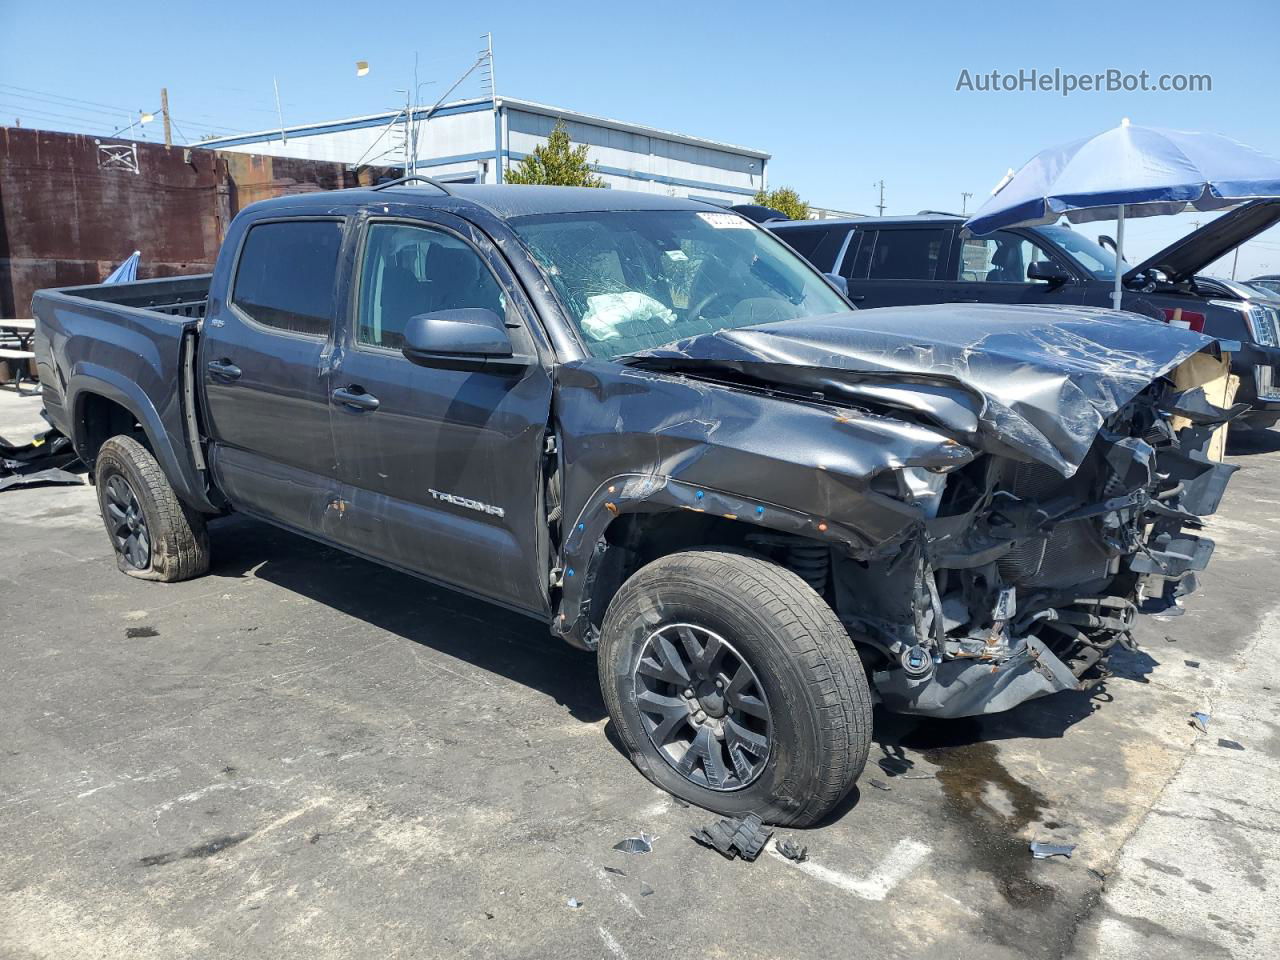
top-left (510, 209), bottom-right (848, 358)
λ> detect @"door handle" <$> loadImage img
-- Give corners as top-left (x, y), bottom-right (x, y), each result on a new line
top-left (207, 359), bottom-right (242, 380)
top-left (332, 386), bottom-right (380, 412)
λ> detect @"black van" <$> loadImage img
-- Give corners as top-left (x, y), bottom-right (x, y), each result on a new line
top-left (769, 201), bottom-right (1280, 428)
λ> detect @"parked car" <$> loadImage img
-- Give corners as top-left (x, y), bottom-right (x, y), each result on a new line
top-left (33, 183), bottom-right (1236, 825)
top-left (1249, 275), bottom-right (1280, 297)
top-left (769, 201), bottom-right (1280, 428)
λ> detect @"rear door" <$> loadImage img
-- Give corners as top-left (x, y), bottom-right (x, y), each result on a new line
top-left (842, 224), bottom-right (953, 308)
top-left (325, 212), bottom-right (554, 615)
top-left (935, 228), bottom-right (1085, 306)
top-left (201, 216), bottom-right (346, 531)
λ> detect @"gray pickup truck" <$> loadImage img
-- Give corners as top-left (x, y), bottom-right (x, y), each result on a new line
top-left (33, 181), bottom-right (1238, 825)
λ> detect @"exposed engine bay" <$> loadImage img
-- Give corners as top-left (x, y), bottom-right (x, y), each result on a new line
top-left (822, 376), bottom-right (1238, 716)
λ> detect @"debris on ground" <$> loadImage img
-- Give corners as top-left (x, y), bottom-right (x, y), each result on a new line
top-left (0, 466), bottom-right (82, 492)
top-left (1185, 660), bottom-right (1201, 668)
top-left (639, 882), bottom-right (654, 897)
top-left (602, 866), bottom-right (627, 876)
top-left (868, 778), bottom-right (892, 791)
top-left (1029, 842), bottom-right (1076, 860)
top-left (566, 897), bottom-right (583, 909)
top-left (612, 832), bottom-right (656, 855)
top-left (775, 838), bottom-right (809, 863)
top-left (691, 813), bottom-right (773, 862)
top-left (877, 756), bottom-right (913, 776)
top-left (1191, 711), bottom-right (1210, 733)
top-left (0, 429), bottom-right (81, 492)
top-left (1218, 738), bottom-right (1245, 750)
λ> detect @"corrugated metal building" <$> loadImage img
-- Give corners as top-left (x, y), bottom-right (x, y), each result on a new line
top-left (199, 96), bottom-right (769, 205)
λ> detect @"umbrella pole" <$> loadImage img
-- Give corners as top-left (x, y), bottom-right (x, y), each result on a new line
top-left (1112, 203), bottom-right (1126, 310)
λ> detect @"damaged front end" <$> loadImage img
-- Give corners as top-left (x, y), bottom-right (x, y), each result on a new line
top-left (621, 306), bottom-right (1241, 718)
top-left (847, 375), bottom-right (1238, 717)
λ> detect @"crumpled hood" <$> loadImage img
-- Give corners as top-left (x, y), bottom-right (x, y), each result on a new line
top-left (624, 303), bottom-right (1218, 477)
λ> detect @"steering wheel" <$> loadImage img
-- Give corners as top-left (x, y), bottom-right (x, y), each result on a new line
top-left (686, 289), bottom-right (737, 323)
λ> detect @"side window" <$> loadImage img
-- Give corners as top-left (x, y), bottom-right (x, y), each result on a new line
top-left (866, 228), bottom-right (950, 281)
top-left (356, 223), bottom-right (506, 350)
top-left (773, 226), bottom-right (832, 266)
top-left (231, 220), bottom-right (343, 337)
top-left (958, 232), bottom-right (1056, 283)
top-left (844, 230), bottom-right (874, 279)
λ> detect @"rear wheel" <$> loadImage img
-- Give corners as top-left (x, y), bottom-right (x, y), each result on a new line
top-left (95, 435), bottom-right (210, 582)
top-left (598, 549), bottom-right (872, 826)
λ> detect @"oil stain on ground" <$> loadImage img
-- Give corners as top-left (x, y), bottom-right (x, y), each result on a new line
top-left (919, 738), bottom-right (1057, 910)
top-left (138, 833), bottom-right (251, 867)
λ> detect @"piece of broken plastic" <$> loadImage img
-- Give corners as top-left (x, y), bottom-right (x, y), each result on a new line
top-left (1191, 711), bottom-right (1210, 733)
top-left (691, 813), bottom-right (773, 862)
top-left (613, 832), bottom-right (656, 855)
top-left (566, 897), bottom-right (583, 908)
top-left (868, 778), bottom-right (892, 792)
top-left (1218, 738), bottom-right (1245, 751)
top-left (775, 838), bottom-right (809, 863)
top-left (1029, 841), bottom-right (1076, 860)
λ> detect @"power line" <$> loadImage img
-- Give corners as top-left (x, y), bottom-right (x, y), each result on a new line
top-left (0, 81), bottom-right (136, 114)
top-left (0, 82), bottom-right (258, 139)
top-left (0, 101), bottom-right (121, 130)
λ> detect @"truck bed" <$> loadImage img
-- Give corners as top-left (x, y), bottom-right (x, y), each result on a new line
top-left (53, 274), bottom-right (212, 318)
top-left (31, 273), bottom-right (216, 512)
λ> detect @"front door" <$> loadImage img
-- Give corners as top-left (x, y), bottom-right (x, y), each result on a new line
top-left (326, 214), bottom-right (554, 615)
top-left (935, 229), bottom-right (1084, 307)
top-left (201, 216), bottom-right (345, 531)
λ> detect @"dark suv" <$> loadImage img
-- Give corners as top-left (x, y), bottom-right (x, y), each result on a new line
top-left (770, 202), bottom-right (1280, 428)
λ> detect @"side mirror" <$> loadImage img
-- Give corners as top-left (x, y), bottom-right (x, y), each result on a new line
top-left (1027, 260), bottom-right (1072, 286)
top-left (401, 308), bottom-right (529, 372)
top-left (823, 272), bottom-right (850, 298)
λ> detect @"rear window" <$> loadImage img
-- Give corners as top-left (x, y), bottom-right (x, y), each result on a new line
top-left (231, 220), bottom-right (344, 337)
top-left (865, 228), bottom-right (950, 281)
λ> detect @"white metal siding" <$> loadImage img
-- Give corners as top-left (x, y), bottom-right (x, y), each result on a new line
top-left (205, 98), bottom-right (766, 202)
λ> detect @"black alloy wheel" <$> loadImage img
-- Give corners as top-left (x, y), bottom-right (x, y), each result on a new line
top-left (104, 473), bottom-right (151, 570)
top-left (634, 622), bottom-right (773, 791)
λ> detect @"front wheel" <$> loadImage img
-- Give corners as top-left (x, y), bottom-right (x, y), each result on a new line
top-left (95, 435), bottom-right (211, 582)
top-left (598, 550), bottom-right (872, 826)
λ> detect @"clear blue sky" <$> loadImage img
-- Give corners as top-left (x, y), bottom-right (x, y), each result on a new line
top-left (3, 0), bottom-right (1277, 276)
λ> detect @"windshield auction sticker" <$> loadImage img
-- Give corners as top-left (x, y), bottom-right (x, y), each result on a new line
top-left (697, 212), bottom-right (752, 229)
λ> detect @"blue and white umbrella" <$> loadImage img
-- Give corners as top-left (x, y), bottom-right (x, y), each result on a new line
top-left (104, 251), bottom-right (140, 285)
top-left (966, 121), bottom-right (1280, 309)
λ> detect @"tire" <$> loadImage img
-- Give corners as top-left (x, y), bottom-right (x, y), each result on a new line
top-left (94, 435), bottom-right (211, 582)
top-left (598, 549), bottom-right (872, 827)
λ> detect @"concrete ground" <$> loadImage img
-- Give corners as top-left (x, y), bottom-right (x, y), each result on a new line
top-left (1, 407), bottom-right (1277, 959)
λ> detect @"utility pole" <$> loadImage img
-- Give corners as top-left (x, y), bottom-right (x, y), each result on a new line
top-left (160, 87), bottom-right (172, 146)
top-left (404, 89), bottom-right (413, 173)
top-left (273, 77), bottom-right (288, 145)
top-left (961, 191), bottom-right (973, 215)
top-left (483, 32), bottom-right (499, 183)
top-left (873, 180), bottom-right (886, 216)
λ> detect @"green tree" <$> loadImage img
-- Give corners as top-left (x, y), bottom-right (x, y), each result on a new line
top-left (505, 120), bottom-right (605, 187)
top-left (752, 186), bottom-right (810, 221)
